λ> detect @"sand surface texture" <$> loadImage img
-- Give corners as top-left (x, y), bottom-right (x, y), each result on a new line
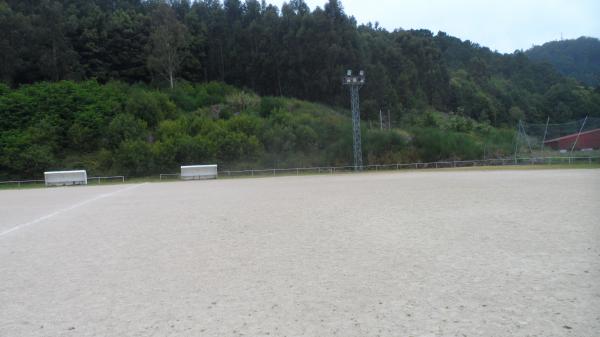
top-left (1, 169), bottom-right (599, 337)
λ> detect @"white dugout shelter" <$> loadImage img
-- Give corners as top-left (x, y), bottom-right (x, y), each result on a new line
top-left (44, 170), bottom-right (87, 187)
top-left (180, 165), bottom-right (218, 180)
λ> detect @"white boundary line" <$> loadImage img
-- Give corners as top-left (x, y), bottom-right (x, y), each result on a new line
top-left (0, 183), bottom-right (147, 238)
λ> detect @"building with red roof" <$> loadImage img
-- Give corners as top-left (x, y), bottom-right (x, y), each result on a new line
top-left (543, 128), bottom-right (600, 150)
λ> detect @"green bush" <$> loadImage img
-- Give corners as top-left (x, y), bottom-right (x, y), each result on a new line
top-left (225, 91), bottom-right (260, 113)
top-left (68, 109), bottom-right (106, 151)
top-left (364, 130), bottom-right (408, 163)
top-left (203, 82), bottom-right (236, 105)
top-left (125, 89), bottom-right (176, 127)
top-left (114, 140), bottom-right (154, 176)
top-left (108, 114), bottom-right (148, 148)
top-left (0, 83), bottom-right (9, 96)
top-left (260, 96), bottom-right (285, 117)
top-left (0, 130), bottom-right (57, 178)
top-left (412, 128), bottom-right (482, 161)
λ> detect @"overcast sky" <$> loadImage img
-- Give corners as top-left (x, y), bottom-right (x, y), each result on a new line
top-left (267, 0), bottom-right (600, 53)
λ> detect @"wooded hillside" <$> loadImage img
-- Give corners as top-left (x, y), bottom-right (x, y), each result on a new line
top-left (2, 0), bottom-right (599, 124)
top-left (526, 37), bottom-right (600, 87)
top-left (1, 0), bottom-right (599, 179)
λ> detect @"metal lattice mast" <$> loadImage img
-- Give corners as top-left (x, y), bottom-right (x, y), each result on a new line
top-left (343, 70), bottom-right (365, 171)
top-left (350, 85), bottom-right (363, 169)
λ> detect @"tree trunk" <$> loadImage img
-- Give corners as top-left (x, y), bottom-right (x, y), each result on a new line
top-left (52, 39), bottom-right (58, 81)
top-left (219, 41), bottom-right (225, 81)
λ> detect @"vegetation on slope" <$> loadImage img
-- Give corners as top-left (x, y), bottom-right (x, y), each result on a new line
top-left (0, 81), bottom-right (514, 179)
top-left (1, 0), bottom-right (598, 179)
top-left (526, 37), bottom-right (600, 87)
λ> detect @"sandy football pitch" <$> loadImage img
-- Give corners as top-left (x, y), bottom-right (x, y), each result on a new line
top-left (1, 169), bottom-right (599, 337)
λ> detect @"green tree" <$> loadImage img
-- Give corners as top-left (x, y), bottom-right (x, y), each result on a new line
top-left (147, 3), bottom-right (189, 88)
top-left (107, 113), bottom-right (148, 147)
top-left (114, 140), bottom-right (154, 176)
top-left (125, 89), bottom-right (176, 126)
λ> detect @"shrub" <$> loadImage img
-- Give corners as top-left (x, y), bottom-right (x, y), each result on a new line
top-left (412, 128), bottom-right (482, 161)
top-left (225, 91), bottom-right (260, 113)
top-left (125, 89), bottom-right (176, 127)
top-left (108, 114), bottom-right (148, 148)
top-left (260, 96), bottom-right (285, 117)
top-left (364, 130), bottom-right (408, 163)
top-left (114, 140), bottom-right (154, 176)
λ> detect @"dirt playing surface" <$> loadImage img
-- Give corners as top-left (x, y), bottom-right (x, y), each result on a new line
top-left (1, 169), bottom-right (599, 337)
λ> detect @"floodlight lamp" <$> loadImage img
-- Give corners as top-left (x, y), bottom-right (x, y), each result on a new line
top-left (359, 70), bottom-right (365, 76)
top-left (347, 70), bottom-right (352, 76)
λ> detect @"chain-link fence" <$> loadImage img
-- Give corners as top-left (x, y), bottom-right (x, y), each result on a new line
top-left (517, 117), bottom-right (600, 157)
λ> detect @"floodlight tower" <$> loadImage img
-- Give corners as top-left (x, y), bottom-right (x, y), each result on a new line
top-left (343, 70), bottom-right (365, 171)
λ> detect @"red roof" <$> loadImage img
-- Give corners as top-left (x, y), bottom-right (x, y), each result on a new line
top-left (544, 128), bottom-right (600, 143)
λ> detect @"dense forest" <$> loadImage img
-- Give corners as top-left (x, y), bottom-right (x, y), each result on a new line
top-left (526, 37), bottom-right (600, 87)
top-left (1, 0), bottom-right (599, 179)
top-left (2, 0), bottom-right (599, 123)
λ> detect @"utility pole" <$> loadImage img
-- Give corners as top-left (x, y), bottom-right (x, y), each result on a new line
top-left (343, 70), bottom-right (366, 171)
top-left (518, 120), bottom-right (533, 155)
top-left (540, 116), bottom-right (550, 156)
top-left (570, 115), bottom-right (588, 155)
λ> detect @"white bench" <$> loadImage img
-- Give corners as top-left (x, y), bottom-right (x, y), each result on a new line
top-left (180, 165), bottom-right (218, 180)
top-left (44, 170), bottom-right (88, 187)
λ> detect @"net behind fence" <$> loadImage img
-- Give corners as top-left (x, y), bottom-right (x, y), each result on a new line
top-left (517, 117), bottom-right (600, 157)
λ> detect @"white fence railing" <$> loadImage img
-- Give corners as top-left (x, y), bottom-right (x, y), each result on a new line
top-left (0, 176), bottom-right (125, 188)
top-left (0, 179), bottom-right (45, 187)
top-left (2, 156), bottom-right (598, 188)
top-left (169, 156), bottom-right (600, 179)
top-left (159, 173), bottom-right (180, 181)
top-left (87, 176), bottom-right (125, 184)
